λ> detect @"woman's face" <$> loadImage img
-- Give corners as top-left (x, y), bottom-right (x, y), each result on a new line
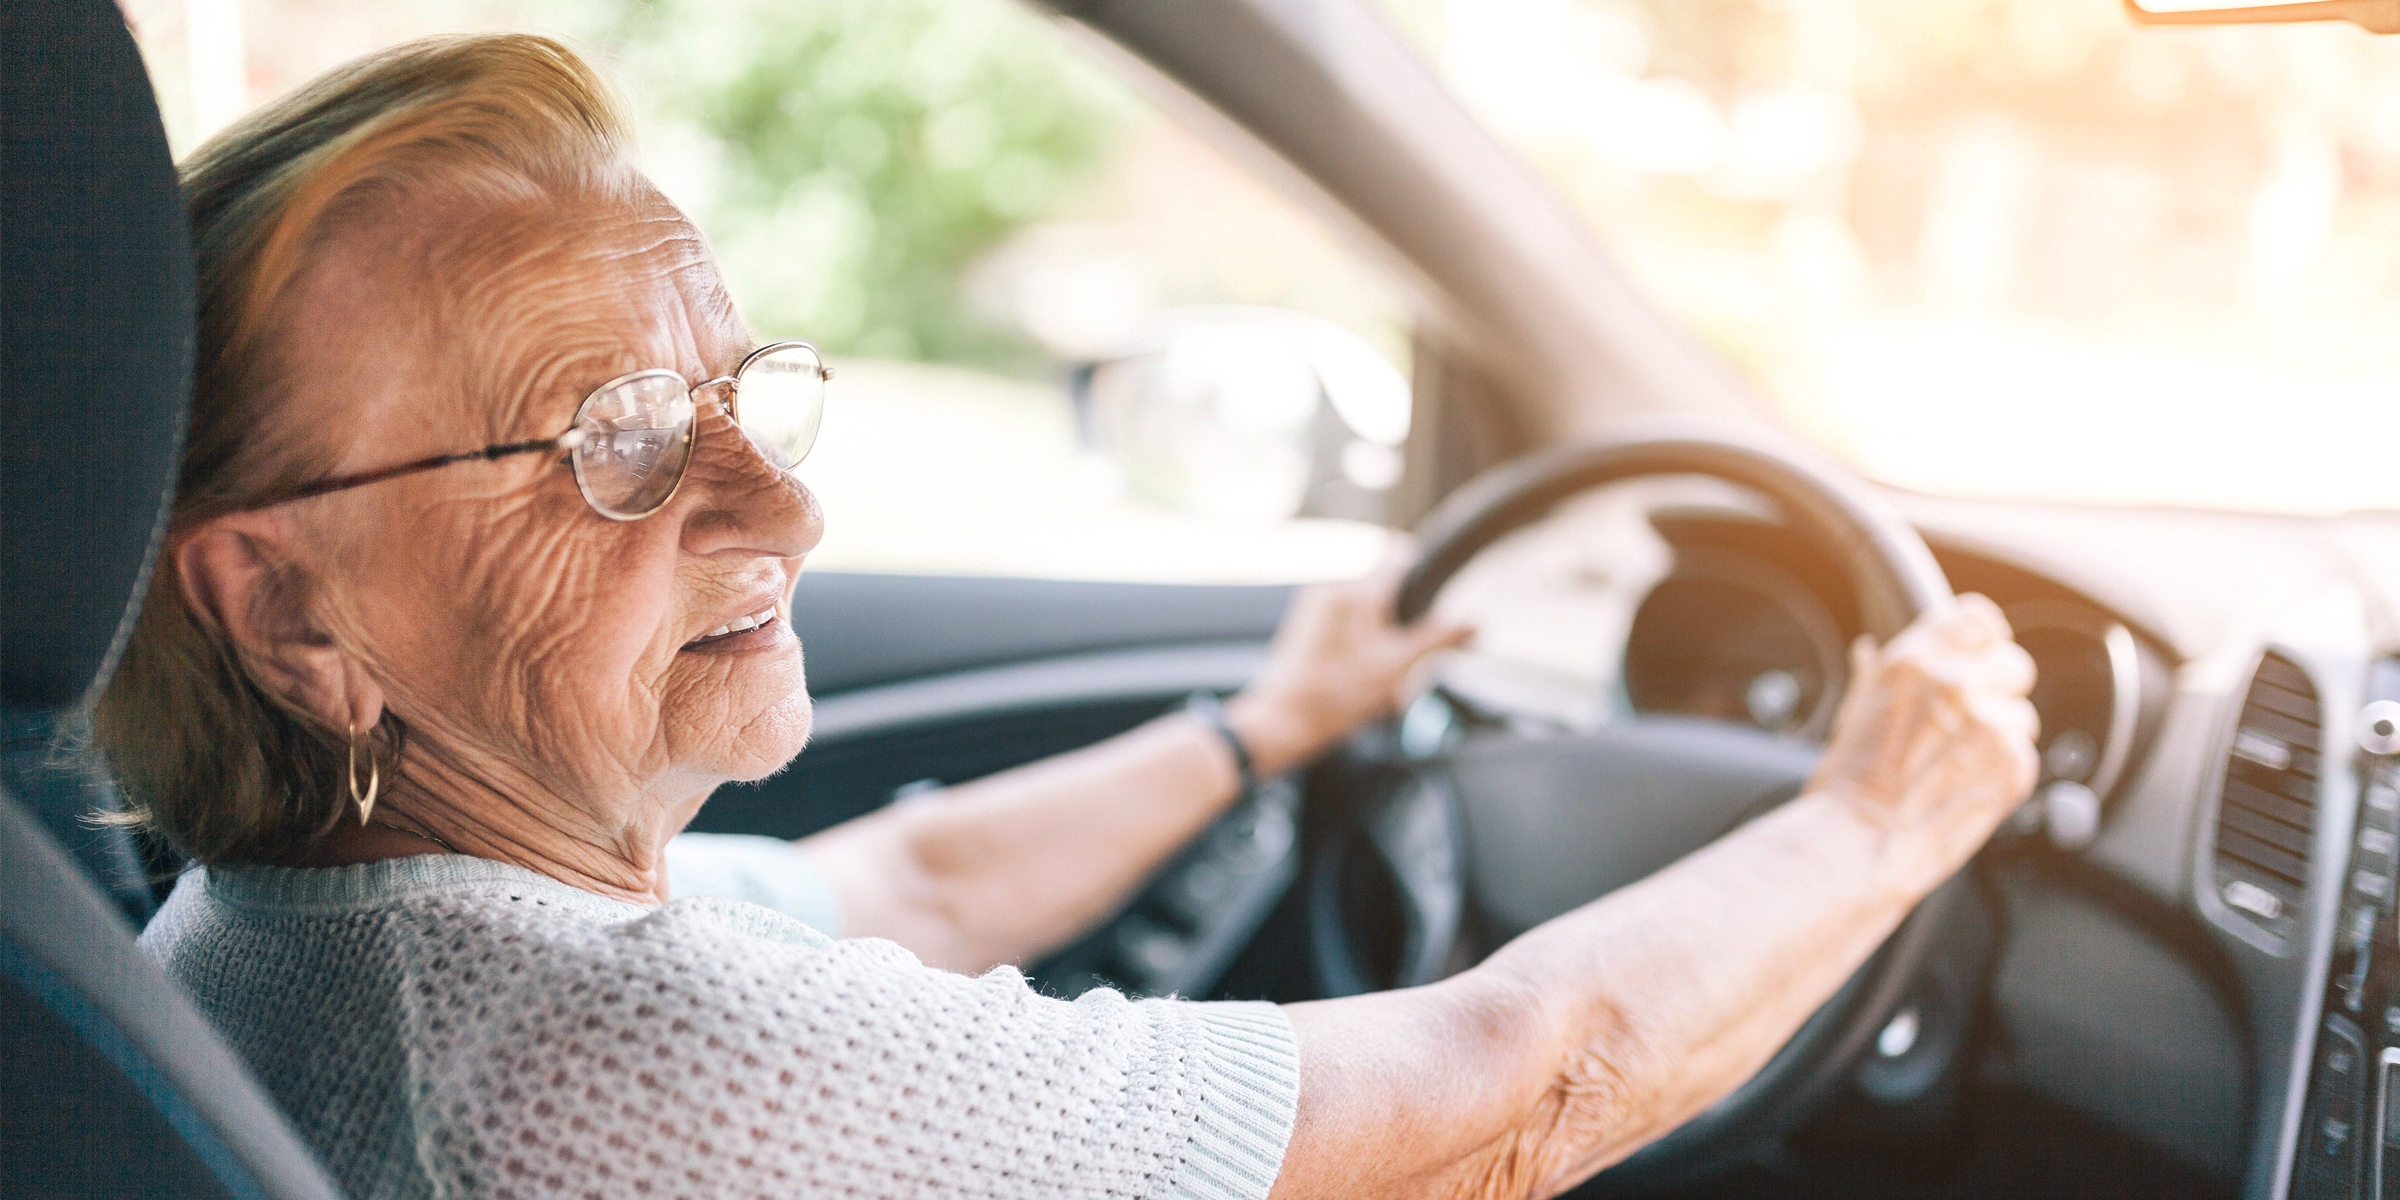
top-left (277, 184), bottom-right (822, 828)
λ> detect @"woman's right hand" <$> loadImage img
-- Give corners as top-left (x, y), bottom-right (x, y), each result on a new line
top-left (1271, 593), bottom-right (2041, 1200)
top-left (1806, 593), bottom-right (2041, 876)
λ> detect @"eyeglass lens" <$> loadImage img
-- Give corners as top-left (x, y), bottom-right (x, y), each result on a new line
top-left (732, 342), bottom-right (827, 473)
top-left (570, 372), bottom-right (697, 519)
top-left (565, 344), bottom-right (827, 521)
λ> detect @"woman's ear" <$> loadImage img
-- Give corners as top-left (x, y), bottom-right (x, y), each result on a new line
top-left (176, 512), bottom-right (386, 733)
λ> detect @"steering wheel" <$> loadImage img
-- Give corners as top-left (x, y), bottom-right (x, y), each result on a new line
top-left (1307, 418), bottom-right (1980, 1194)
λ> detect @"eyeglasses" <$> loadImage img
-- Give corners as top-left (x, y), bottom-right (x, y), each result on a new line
top-left (260, 340), bottom-right (830, 521)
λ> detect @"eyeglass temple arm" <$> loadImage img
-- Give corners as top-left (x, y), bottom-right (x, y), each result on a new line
top-left (248, 348), bottom-right (830, 512)
top-left (276, 436), bottom-right (571, 505)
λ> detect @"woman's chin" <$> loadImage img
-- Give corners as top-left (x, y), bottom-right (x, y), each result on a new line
top-left (662, 630), bottom-right (814, 781)
top-left (722, 674), bottom-right (815, 783)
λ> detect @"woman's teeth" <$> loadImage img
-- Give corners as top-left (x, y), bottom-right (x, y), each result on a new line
top-left (698, 608), bottom-right (777, 641)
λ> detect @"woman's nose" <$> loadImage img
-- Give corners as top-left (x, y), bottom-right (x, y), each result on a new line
top-left (676, 415), bottom-right (825, 560)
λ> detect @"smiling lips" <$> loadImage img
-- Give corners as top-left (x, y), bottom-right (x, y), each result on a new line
top-left (691, 606), bottom-right (778, 645)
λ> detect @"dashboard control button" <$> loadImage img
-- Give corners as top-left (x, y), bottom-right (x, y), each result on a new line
top-left (2363, 701), bottom-right (2400, 756)
top-left (1745, 669), bottom-right (1802, 731)
top-left (2370, 784), bottom-right (2400, 821)
top-left (2344, 906), bottom-right (2379, 1012)
top-left (2045, 728), bottom-right (2099, 783)
top-left (2041, 780), bottom-right (2100, 850)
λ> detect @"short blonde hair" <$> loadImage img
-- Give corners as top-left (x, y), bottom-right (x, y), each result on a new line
top-left (95, 34), bottom-right (634, 864)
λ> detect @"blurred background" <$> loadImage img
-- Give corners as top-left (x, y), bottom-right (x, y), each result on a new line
top-left (1386, 0), bottom-right (2400, 517)
top-left (123, 0), bottom-right (2400, 581)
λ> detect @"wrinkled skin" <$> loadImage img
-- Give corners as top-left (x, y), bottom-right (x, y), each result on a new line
top-left (179, 186), bottom-right (822, 899)
top-left (176, 181), bottom-right (1467, 909)
top-left (1811, 595), bottom-right (2042, 852)
top-left (1269, 597), bottom-right (2036, 1199)
top-left (176, 173), bottom-right (2038, 1200)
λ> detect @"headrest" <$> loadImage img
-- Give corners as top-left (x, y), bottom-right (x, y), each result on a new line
top-left (0, 0), bottom-right (195, 708)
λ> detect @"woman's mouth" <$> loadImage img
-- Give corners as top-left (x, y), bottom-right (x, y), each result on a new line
top-left (684, 607), bottom-right (782, 651)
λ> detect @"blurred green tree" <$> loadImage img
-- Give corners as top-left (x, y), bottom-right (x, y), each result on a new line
top-left (586, 0), bottom-right (1130, 370)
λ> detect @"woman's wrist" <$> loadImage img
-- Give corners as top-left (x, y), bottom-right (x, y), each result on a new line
top-left (1789, 786), bottom-right (1968, 905)
top-left (1219, 689), bottom-right (1330, 783)
top-left (1183, 691), bottom-right (1259, 794)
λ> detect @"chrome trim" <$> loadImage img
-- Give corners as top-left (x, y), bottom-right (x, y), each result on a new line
top-left (2379, 1045), bottom-right (2399, 1198)
top-left (2005, 599), bottom-right (2145, 800)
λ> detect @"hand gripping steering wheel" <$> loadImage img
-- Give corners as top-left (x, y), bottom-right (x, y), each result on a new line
top-left (1308, 418), bottom-right (1982, 1194)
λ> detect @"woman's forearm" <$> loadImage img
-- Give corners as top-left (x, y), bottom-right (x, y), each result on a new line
top-left (1266, 598), bottom-right (2035, 1198)
top-left (797, 711), bottom-right (1246, 972)
top-left (793, 568), bottom-right (1468, 973)
top-left (1271, 789), bottom-right (1948, 1200)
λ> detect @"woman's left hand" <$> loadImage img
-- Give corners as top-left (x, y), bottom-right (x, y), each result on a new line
top-left (1226, 549), bottom-right (1475, 779)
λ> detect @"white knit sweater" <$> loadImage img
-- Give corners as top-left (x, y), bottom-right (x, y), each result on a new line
top-left (140, 836), bottom-right (1300, 1200)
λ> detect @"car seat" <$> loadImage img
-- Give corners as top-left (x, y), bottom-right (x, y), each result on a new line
top-left (0, 2), bottom-right (346, 1196)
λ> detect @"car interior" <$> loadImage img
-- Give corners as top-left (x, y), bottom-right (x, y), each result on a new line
top-left (9, 0), bottom-right (2400, 1197)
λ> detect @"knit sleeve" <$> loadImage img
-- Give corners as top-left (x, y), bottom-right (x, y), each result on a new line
top-left (395, 893), bottom-right (1299, 1200)
top-left (1165, 1002), bottom-right (1299, 1200)
top-left (662, 831), bottom-right (844, 936)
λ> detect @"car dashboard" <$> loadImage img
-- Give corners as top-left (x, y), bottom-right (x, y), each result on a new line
top-left (739, 496), bottom-right (2400, 1200)
top-left (1623, 495), bottom-right (2400, 1200)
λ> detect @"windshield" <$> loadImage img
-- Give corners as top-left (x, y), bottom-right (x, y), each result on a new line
top-left (1387, 0), bottom-right (2400, 516)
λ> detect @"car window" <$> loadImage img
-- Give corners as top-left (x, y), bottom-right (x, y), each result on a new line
top-left (1382, 0), bottom-right (2400, 516)
top-left (127, 0), bottom-right (1412, 583)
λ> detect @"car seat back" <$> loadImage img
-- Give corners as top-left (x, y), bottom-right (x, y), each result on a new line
top-left (0, 785), bottom-right (343, 1200)
top-left (0, 2), bottom-right (346, 1197)
top-left (0, 0), bottom-right (195, 923)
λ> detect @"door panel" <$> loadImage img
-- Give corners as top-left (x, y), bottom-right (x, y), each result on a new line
top-left (788, 572), bottom-right (1291, 694)
top-left (693, 573), bottom-right (1289, 838)
top-left (693, 572), bottom-right (1310, 1002)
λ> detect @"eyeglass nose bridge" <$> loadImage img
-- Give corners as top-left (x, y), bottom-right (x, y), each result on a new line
top-left (687, 372), bottom-right (743, 423)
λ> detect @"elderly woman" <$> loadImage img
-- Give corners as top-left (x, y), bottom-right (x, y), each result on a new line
top-left (103, 33), bottom-right (2037, 1200)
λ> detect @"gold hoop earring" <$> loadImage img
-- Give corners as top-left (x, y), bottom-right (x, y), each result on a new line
top-left (348, 721), bottom-right (380, 824)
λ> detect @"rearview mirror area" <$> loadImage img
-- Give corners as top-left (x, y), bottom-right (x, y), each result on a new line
top-left (1066, 306), bottom-right (1411, 525)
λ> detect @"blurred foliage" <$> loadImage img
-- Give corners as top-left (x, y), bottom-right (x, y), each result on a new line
top-left (583, 0), bottom-right (1132, 370)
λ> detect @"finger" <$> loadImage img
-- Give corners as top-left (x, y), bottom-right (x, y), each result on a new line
top-left (1405, 615), bottom-right (1476, 659)
top-left (1893, 613), bottom-right (2030, 696)
top-left (1978, 640), bottom-right (2037, 698)
top-left (1981, 697), bottom-right (2043, 787)
top-left (1361, 545), bottom-right (1411, 601)
top-left (1955, 592), bottom-right (2014, 636)
top-left (1937, 633), bottom-right (2036, 700)
top-left (1849, 634), bottom-right (1878, 686)
top-left (1827, 635), bottom-right (1881, 732)
top-left (1940, 594), bottom-right (2011, 650)
top-left (1887, 594), bottom-right (2002, 659)
top-left (1277, 580), bottom-right (1330, 626)
top-left (1976, 692), bottom-right (2040, 747)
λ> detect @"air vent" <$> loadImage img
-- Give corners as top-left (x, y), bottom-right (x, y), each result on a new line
top-left (2213, 653), bottom-right (2322, 935)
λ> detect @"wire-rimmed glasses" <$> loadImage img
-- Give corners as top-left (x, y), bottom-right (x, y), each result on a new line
top-left (258, 339), bottom-right (830, 520)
